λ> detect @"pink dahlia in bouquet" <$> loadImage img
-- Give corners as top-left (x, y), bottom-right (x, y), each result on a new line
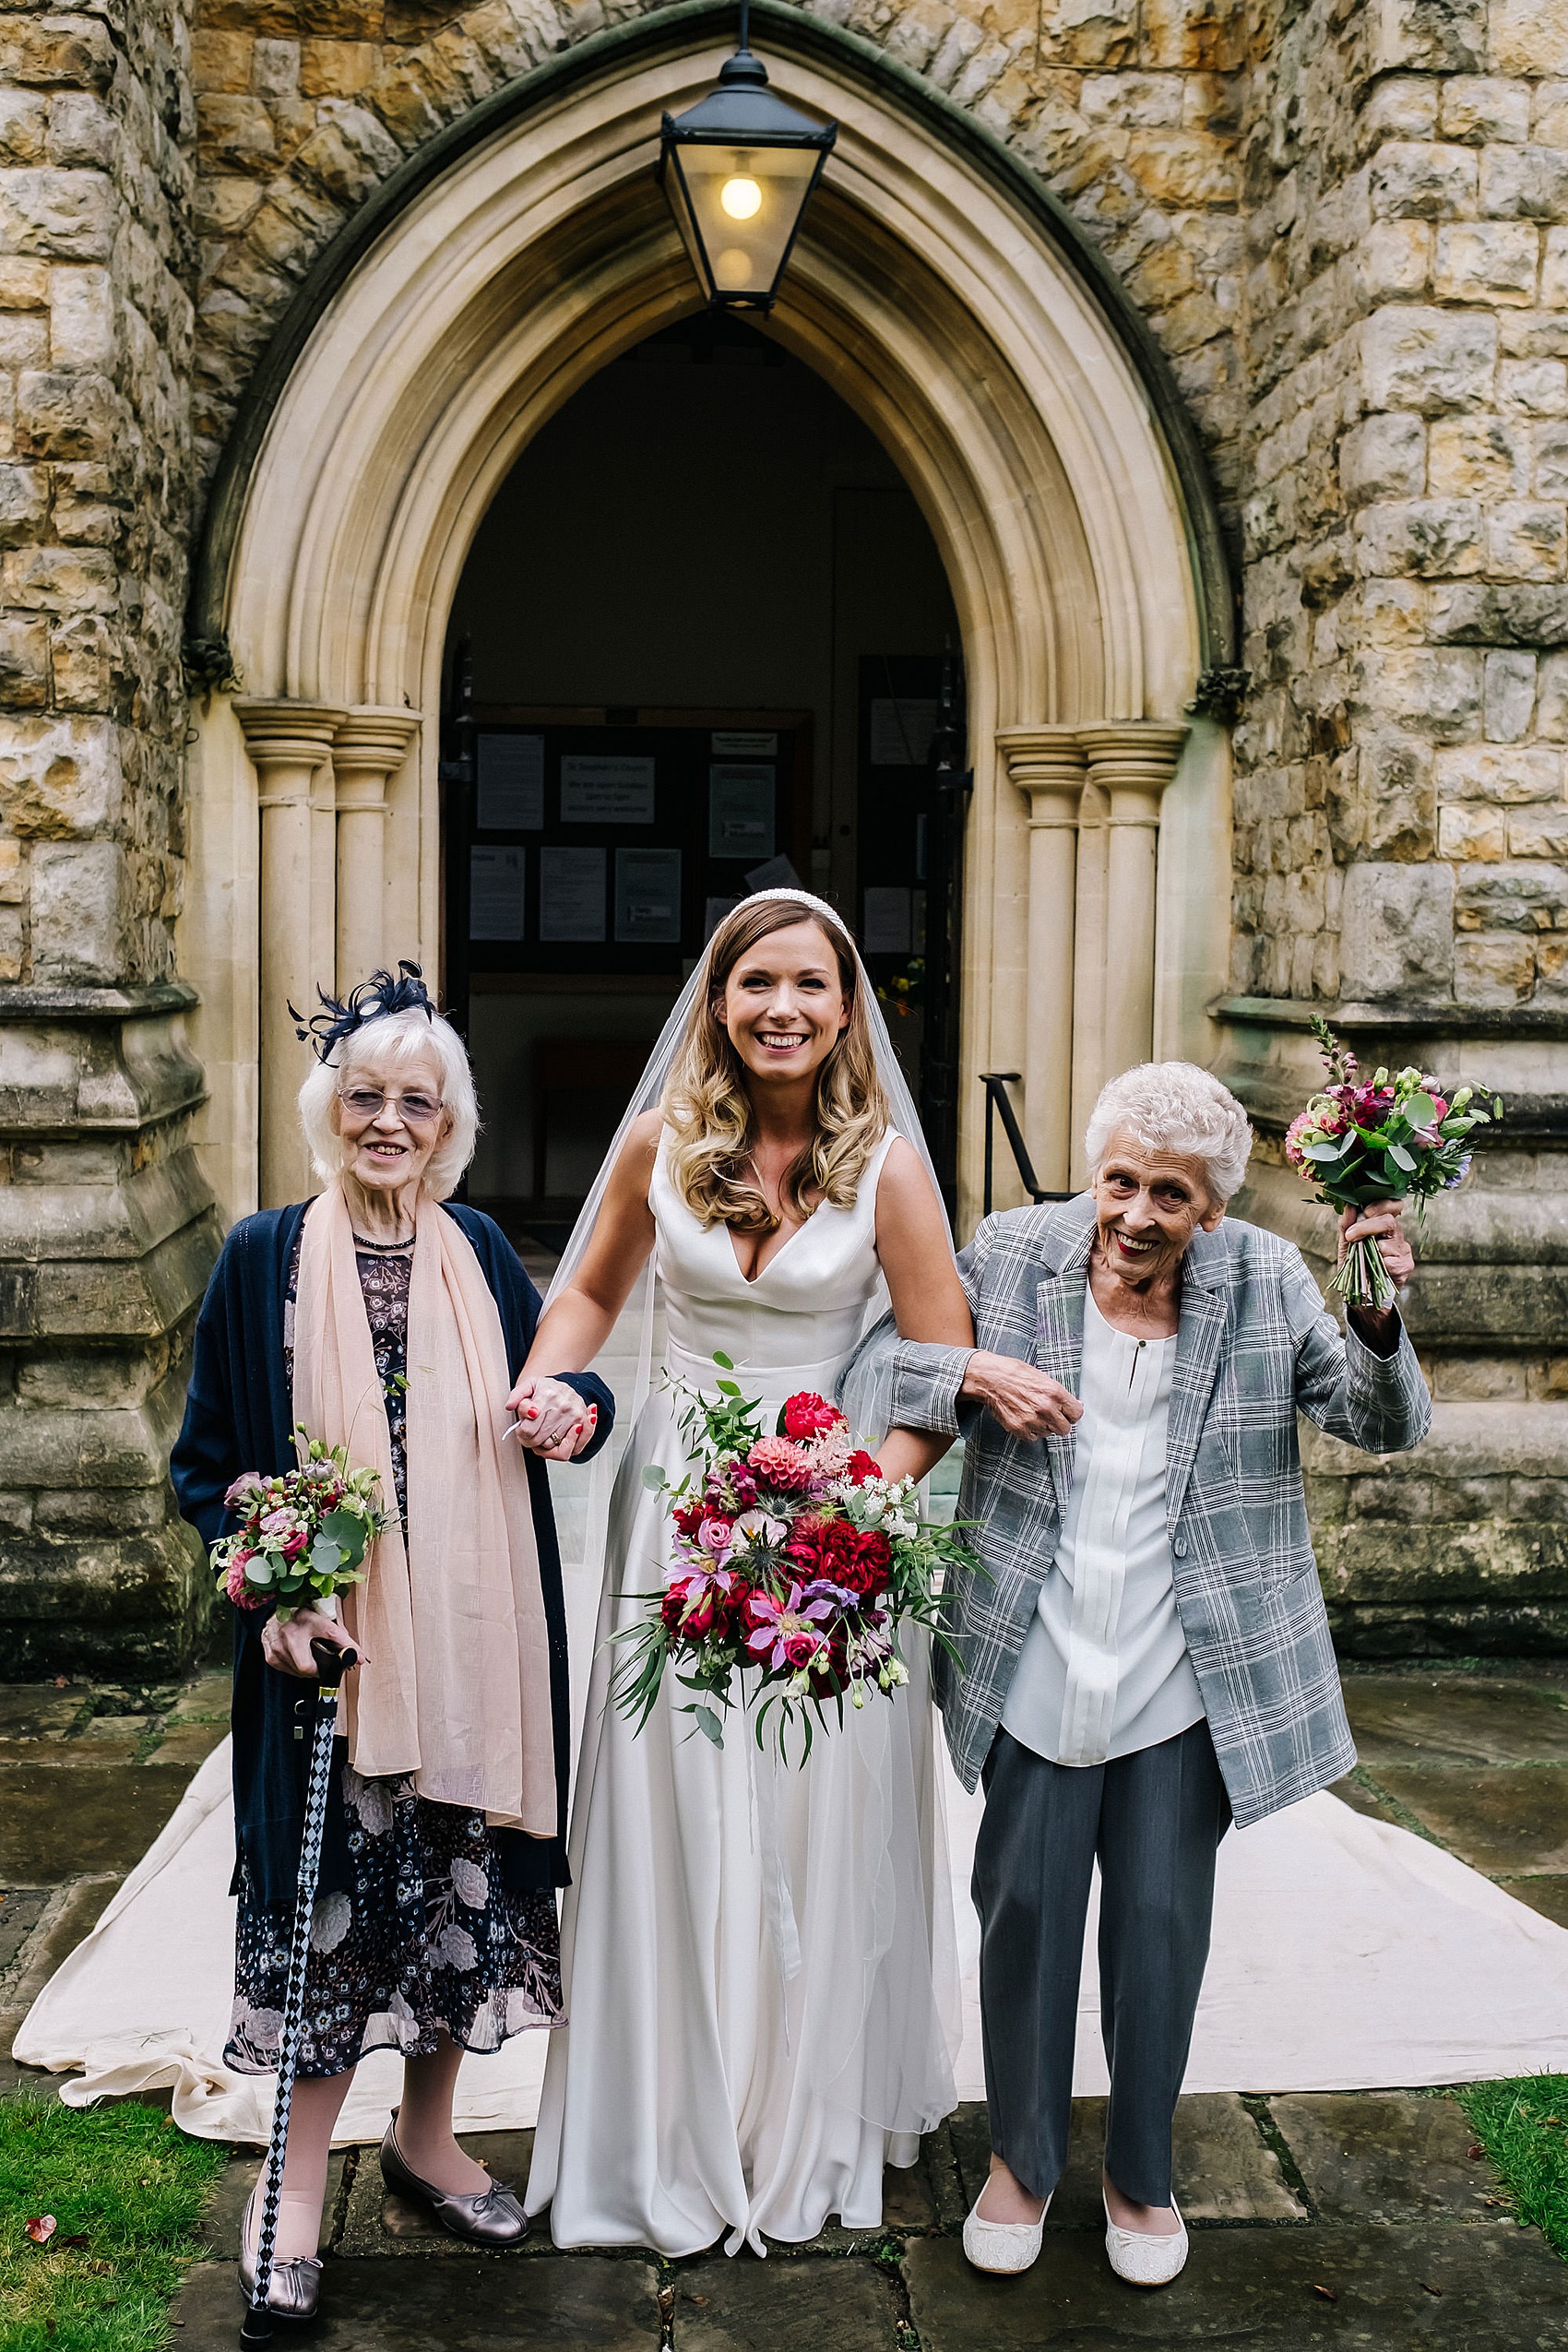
top-left (211, 1427), bottom-right (386, 1620)
top-left (613, 1356), bottom-right (976, 1760)
top-left (1285, 1016), bottom-right (1503, 1313)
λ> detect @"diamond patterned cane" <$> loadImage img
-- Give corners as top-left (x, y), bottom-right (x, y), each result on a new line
top-left (240, 1638), bottom-right (356, 2346)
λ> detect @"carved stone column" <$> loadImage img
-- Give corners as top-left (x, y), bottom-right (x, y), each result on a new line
top-left (234, 701), bottom-right (346, 1208)
top-left (1078, 722), bottom-right (1189, 1088)
top-left (997, 727), bottom-right (1087, 1192)
top-left (332, 710), bottom-right (422, 996)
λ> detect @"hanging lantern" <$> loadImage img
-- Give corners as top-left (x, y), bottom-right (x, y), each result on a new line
top-left (659, 4), bottom-right (837, 311)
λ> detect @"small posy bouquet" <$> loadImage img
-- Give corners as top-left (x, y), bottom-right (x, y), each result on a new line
top-left (613, 1359), bottom-right (976, 1761)
top-left (212, 1427), bottom-right (386, 1620)
top-left (1285, 1016), bottom-right (1503, 1313)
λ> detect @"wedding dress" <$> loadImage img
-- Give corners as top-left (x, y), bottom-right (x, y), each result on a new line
top-left (526, 1127), bottom-right (959, 2254)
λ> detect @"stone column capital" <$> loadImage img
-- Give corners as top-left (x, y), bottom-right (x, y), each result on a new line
top-left (332, 707), bottom-right (422, 811)
top-left (995, 725), bottom-right (1088, 826)
top-left (232, 699), bottom-right (349, 784)
top-left (1076, 721), bottom-right (1189, 826)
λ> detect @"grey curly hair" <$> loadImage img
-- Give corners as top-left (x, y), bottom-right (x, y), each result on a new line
top-left (1085, 1062), bottom-right (1253, 1205)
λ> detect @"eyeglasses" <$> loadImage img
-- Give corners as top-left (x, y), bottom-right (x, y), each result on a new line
top-left (339, 1086), bottom-right (445, 1127)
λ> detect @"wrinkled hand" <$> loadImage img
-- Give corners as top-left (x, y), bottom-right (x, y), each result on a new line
top-left (505, 1374), bottom-right (599, 1461)
top-left (261, 1605), bottom-right (362, 1681)
top-left (961, 1349), bottom-right (1084, 1439)
top-left (1338, 1198), bottom-right (1414, 1289)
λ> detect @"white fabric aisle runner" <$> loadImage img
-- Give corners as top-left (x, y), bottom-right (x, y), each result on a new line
top-left (16, 1731), bottom-right (1568, 2143)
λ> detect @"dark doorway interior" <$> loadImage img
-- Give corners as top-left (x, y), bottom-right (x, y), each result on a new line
top-left (442, 311), bottom-right (960, 1245)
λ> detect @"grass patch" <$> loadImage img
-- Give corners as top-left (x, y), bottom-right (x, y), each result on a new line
top-left (1455, 2074), bottom-right (1568, 2260)
top-left (0, 2089), bottom-right (225, 2352)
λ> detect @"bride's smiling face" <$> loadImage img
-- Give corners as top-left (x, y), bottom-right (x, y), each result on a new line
top-left (715, 920), bottom-right (850, 1088)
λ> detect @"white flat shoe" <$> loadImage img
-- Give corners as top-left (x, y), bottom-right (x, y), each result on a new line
top-left (1102, 2191), bottom-right (1188, 2287)
top-left (962, 2184), bottom-right (1051, 2275)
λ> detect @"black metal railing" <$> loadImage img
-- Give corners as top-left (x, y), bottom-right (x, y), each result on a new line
top-left (980, 1072), bottom-right (1075, 1218)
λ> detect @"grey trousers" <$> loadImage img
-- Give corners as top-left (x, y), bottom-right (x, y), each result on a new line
top-left (972, 1718), bottom-right (1231, 2206)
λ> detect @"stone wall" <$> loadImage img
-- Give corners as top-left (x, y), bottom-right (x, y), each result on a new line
top-left (0, 0), bottom-right (1563, 1669)
top-left (0, 2), bottom-right (218, 1674)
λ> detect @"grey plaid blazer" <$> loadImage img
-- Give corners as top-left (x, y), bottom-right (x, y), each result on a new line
top-left (842, 1195), bottom-right (1431, 1828)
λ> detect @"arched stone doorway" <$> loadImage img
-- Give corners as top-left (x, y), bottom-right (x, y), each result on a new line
top-left (184, 2), bottom-right (1235, 1230)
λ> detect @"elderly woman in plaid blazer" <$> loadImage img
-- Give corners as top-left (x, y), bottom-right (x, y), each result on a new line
top-left (842, 1062), bottom-right (1430, 2290)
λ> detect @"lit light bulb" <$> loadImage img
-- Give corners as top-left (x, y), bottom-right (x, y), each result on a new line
top-left (719, 175), bottom-right (763, 220)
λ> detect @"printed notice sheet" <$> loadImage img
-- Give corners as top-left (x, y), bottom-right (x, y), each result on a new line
top-left (712, 730), bottom-right (778, 756)
top-left (560, 754), bottom-right (656, 825)
top-left (869, 698), bottom-right (938, 767)
top-left (539, 846), bottom-right (605, 942)
top-left (615, 848), bottom-right (683, 944)
top-left (708, 765), bottom-right (775, 861)
top-left (476, 734), bottom-right (543, 830)
top-left (469, 847), bottom-right (526, 941)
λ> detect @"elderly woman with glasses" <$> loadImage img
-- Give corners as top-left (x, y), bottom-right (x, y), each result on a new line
top-left (171, 966), bottom-right (613, 2322)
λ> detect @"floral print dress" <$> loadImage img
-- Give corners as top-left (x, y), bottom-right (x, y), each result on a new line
top-left (225, 1233), bottom-right (564, 2082)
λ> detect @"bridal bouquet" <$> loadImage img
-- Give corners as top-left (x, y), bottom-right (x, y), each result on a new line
top-left (212, 1429), bottom-right (386, 1620)
top-left (1285, 1016), bottom-right (1503, 1312)
top-left (613, 1360), bottom-right (975, 1760)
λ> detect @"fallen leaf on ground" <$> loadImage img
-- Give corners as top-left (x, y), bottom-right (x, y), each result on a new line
top-left (1467, 2144), bottom-right (1484, 2159)
top-left (1312, 2283), bottom-right (1337, 2301)
top-left (25, 2215), bottom-right (57, 2245)
top-left (1420, 2282), bottom-right (1443, 2297)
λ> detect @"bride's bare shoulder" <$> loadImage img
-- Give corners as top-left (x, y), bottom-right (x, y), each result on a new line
top-left (615, 1109), bottom-right (665, 1174)
top-left (875, 1133), bottom-right (928, 1200)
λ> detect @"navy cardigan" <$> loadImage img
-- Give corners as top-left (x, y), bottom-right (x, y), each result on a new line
top-left (169, 1202), bottom-right (612, 1911)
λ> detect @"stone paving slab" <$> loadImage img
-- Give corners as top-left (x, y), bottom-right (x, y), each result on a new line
top-left (902, 2221), bottom-right (1568, 2348)
top-left (949, 2097), bottom-right (1302, 2226)
top-left (0, 1885), bottom-right (47, 1971)
top-left (0, 1761), bottom-right (196, 1882)
top-left (1343, 1677), bottom-right (1568, 1767)
top-left (671, 2256), bottom-right (899, 2350)
top-left (1497, 1871), bottom-right (1568, 1927)
top-left (1372, 1762), bottom-right (1568, 1875)
top-left (0, 1687), bottom-right (84, 1744)
top-left (1268, 2093), bottom-right (1510, 2223)
top-left (176, 2251), bottom-right (663, 2348)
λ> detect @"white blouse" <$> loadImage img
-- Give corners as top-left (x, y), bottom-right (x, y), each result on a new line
top-left (1001, 1286), bottom-right (1206, 1769)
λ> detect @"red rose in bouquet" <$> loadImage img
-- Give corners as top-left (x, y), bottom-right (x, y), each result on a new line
top-left (783, 1393), bottom-right (844, 1441)
top-left (612, 1360), bottom-right (980, 1762)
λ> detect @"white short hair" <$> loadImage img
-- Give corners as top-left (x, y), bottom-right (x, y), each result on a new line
top-left (296, 1006), bottom-right (479, 1200)
top-left (1085, 1062), bottom-right (1253, 1206)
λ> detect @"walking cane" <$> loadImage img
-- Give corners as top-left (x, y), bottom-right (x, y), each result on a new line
top-left (240, 1635), bottom-right (357, 2347)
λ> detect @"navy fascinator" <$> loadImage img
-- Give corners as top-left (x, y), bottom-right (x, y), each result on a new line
top-left (290, 961), bottom-right (437, 1063)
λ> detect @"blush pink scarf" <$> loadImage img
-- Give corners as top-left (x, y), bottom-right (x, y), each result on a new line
top-left (291, 1181), bottom-right (555, 1836)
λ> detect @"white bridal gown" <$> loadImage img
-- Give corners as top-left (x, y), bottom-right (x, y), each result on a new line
top-left (527, 1132), bottom-right (959, 2254)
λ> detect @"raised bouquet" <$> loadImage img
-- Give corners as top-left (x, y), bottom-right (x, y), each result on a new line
top-left (613, 1358), bottom-right (977, 1760)
top-left (1285, 1016), bottom-right (1503, 1313)
top-left (212, 1428), bottom-right (386, 1620)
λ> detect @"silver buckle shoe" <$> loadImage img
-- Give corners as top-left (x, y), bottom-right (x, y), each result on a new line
top-left (379, 2110), bottom-right (529, 2246)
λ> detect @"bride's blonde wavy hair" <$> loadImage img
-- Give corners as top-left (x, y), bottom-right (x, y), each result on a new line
top-left (663, 897), bottom-right (889, 1233)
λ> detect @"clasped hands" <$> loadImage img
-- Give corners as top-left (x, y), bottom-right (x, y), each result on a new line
top-left (504, 1374), bottom-right (600, 1461)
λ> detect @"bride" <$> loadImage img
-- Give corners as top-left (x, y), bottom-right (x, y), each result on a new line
top-left (509, 889), bottom-right (973, 2254)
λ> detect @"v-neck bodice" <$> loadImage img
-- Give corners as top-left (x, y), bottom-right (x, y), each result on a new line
top-left (649, 1129), bottom-right (897, 1398)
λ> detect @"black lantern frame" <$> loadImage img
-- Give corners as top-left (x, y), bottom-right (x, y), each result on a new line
top-left (659, 0), bottom-right (837, 312)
